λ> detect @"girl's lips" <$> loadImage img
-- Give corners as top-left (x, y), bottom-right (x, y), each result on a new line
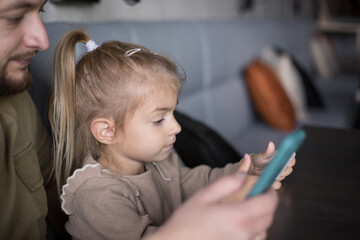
top-left (165, 144), bottom-right (174, 150)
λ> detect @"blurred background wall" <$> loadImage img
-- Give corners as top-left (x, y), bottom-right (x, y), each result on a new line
top-left (42, 0), bottom-right (316, 22)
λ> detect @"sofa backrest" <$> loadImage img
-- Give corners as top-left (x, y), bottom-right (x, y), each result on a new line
top-left (29, 20), bottom-right (315, 143)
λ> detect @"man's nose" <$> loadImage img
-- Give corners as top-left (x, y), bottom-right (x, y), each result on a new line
top-left (23, 14), bottom-right (49, 51)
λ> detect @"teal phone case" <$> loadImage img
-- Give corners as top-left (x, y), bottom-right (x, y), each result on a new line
top-left (247, 129), bottom-right (306, 198)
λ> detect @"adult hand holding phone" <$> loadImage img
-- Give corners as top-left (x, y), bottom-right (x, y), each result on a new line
top-left (145, 174), bottom-right (278, 240)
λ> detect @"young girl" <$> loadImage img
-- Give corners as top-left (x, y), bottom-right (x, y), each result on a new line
top-left (50, 29), bottom-right (293, 240)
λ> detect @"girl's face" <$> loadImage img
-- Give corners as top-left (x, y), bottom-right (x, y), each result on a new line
top-left (112, 87), bottom-right (181, 167)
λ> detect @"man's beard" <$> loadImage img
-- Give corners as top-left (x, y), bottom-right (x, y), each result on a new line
top-left (0, 62), bottom-right (33, 96)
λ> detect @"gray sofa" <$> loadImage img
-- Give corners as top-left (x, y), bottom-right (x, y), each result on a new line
top-left (29, 19), bottom-right (358, 155)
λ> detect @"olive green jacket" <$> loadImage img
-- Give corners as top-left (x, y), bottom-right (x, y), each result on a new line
top-left (0, 91), bottom-right (52, 240)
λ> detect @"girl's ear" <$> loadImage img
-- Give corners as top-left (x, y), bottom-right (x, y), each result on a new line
top-left (90, 118), bottom-right (116, 145)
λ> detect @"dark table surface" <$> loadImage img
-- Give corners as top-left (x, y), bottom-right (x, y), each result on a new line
top-left (267, 126), bottom-right (360, 240)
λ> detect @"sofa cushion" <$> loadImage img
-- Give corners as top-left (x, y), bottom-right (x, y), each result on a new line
top-left (309, 32), bottom-right (340, 78)
top-left (276, 54), bottom-right (308, 120)
top-left (244, 59), bottom-right (296, 131)
top-left (173, 110), bottom-right (241, 168)
top-left (260, 47), bottom-right (308, 120)
top-left (271, 46), bottom-right (325, 108)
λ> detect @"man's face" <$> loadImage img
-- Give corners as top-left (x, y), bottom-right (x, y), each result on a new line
top-left (0, 0), bottom-right (49, 96)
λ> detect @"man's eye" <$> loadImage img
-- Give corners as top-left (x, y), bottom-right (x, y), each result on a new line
top-left (153, 119), bottom-right (164, 126)
top-left (7, 16), bottom-right (23, 24)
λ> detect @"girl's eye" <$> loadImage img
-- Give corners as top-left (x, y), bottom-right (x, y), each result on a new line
top-left (153, 119), bottom-right (164, 126)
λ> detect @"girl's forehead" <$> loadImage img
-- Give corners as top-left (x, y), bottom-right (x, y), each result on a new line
top-left (139, 88), bottom-right (178, 110)
top-left (147, 87), bottom-right (178, 103)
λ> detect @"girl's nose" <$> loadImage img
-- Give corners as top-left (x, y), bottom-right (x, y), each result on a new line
top-left (170, 117), bottom-right (182, 135)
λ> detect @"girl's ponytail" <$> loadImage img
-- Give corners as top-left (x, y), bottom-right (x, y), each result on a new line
top-left (49, 30), bottom-right (90, 193)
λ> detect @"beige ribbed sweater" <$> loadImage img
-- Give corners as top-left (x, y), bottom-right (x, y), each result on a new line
top-left (61, 151), bottom-right (240, 240)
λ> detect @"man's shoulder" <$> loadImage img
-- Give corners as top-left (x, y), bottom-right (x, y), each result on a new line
top-left (0, 91), bottom-right (41, 136)
top-left (0, 91), bottom-right (36, 117)
top-left (0, 91), bottom-right (50, 165)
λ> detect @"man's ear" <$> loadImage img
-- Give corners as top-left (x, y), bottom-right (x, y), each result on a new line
top-left (90, 118), bottom-right (116, 145)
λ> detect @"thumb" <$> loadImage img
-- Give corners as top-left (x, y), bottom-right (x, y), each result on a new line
top-left (263, 141), bottom-right (275, 158)
top-left (237, 154), bottom-right (251, 172)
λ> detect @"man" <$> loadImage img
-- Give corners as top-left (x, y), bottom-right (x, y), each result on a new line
top-left (0, 0), bottom-right (278, 239)
top-left (0, 0), bottom-right (67, 239)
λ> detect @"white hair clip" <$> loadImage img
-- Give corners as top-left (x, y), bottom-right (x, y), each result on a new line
top-left (85, 39), bottom-right (99, 52)
top-left (125, 48), bottom-right (141, 57)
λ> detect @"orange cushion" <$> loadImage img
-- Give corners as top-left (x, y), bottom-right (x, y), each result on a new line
top-left (244, 59), bottom-right (296, 131)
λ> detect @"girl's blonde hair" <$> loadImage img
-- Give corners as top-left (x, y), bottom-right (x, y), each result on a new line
top-left (49, 29), bottom-right (183, 192)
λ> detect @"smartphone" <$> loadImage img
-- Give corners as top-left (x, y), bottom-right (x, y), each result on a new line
top-left (246, 129), bottom-right (306, 198)
top-left (275, 151), bottom-right (296, 180)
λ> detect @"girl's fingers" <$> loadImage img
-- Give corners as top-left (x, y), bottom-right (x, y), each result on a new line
top-left (272, 180), bottom-right (282, 190)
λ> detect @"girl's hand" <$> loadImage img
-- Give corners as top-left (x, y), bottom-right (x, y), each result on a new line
top-left (237, 141), bottom-right (296, 190)
top-left (237, 141), bottom-right (276, 174)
